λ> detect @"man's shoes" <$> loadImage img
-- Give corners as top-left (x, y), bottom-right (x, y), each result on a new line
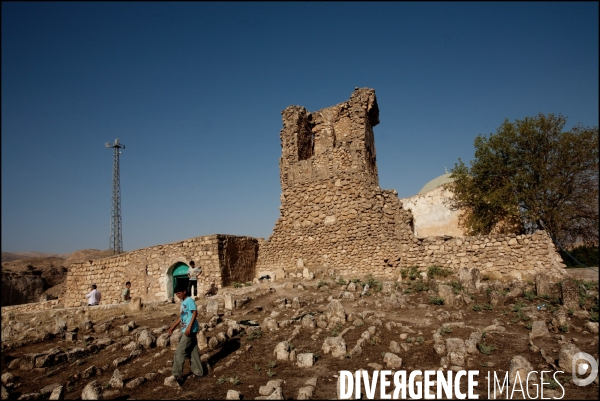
top-left (174, 377), bottom-right (185, 386)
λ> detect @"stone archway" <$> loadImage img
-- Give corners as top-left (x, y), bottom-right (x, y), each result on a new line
top-left (164, 260), bottom-right (189, 301)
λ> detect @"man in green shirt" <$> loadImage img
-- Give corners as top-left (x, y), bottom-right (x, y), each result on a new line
top-left (122, 281), bottom-right (131, 303)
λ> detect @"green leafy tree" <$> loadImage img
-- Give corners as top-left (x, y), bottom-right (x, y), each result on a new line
top-left (450, 113), bottom-right (598, 247)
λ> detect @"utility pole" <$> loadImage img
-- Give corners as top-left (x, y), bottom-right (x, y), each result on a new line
top-left (105, 138), bottom-right (125, 254)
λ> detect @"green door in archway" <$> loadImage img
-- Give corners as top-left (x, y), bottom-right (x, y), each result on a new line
top-left (172, 262), bottom-right (189, 295)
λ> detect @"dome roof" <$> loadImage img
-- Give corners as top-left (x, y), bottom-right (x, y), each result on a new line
top-left (417, 173), bottom-right (454, 195)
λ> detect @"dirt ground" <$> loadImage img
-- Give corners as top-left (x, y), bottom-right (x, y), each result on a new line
top-left (1, 272), bottom-right (598, 400)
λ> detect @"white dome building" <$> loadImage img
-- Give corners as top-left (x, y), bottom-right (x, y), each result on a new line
top-left (400, 173), bottom-right (465, 238)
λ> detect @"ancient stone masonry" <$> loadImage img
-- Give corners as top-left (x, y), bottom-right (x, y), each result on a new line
top-left (257, 88), bottom-right (567, 281)
top-left (257, 88), bottom-right (414, 279)
top-left (63, 235), bottom-right (258, 308)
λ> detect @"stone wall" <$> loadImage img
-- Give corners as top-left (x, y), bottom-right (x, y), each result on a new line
top-left (257, 89), bottom-right (414, 279)
top-left (63, 235), bottom-right (258, 308)
top-left (257, 88), bottom-right (567, 281)
top-left (399, 230), bottom-right (566, 281)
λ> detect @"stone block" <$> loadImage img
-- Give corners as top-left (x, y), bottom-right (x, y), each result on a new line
top-left (560, 279), bottom-right (579, 310)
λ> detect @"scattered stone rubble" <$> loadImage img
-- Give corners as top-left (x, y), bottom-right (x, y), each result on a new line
top-left (1, 269), bottom-right (597, 400)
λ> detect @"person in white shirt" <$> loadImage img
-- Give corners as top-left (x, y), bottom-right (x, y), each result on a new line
top-left (187, 261), bottom-right (202, 297)
top-left (85, 284), bottom-right (101, 306)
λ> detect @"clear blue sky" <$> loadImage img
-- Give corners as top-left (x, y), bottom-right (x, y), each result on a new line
top-left (2, 2), bottom-right (598, 254)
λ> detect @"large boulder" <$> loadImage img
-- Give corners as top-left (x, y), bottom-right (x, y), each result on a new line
top-left (535, 273), bottom-right (553, 297)
top-left (529, 321), bottom-right (549, 339)
top-left (81, 380), bottom-right (103, 400)
top-left (509, 355), bottom-right (537, 385)
top-left (437, 285), bottom-right (454, 306)
top-left (206, 300), bottom-right (219, 316)
top-left (297, 353), bottom-right (314, 368)
top-left (560, 280), bottom-right (580, 310)
top-left (137, 329), bottom-right (156, 350)
top-left (326, 300), bottom-right (346, 325)
top-left (322, 337), bottom-right (347, 358)
top-left (558, 343), bottom-right (584, 373)
top-left (273, 342), bottom-right (290, 361)
top-left (383, 353), bottom-right (402, 369)
top-left (108, 370), bottom-right (124, 389)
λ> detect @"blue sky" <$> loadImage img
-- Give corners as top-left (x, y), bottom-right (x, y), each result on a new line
top-left (2, 2), bottom-right (598, 254)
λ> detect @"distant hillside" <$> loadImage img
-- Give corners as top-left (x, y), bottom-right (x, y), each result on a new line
top-left (1, 248), bottom-right (112, 307)
top-left (1, 251), bottom-right (66, 263)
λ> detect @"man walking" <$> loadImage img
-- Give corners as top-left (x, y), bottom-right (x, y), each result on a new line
top-left (85, 284), bottom-right (101, 306)
top-left (168, 285), bottom-right (204, 384)
top-left (187, 260), bottom-right (202, 297)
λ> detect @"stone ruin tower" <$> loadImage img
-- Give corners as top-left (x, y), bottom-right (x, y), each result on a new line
top-left (256, 88), bottom-right (567, 282)
top-left (256, 88), bottom-right (415, 278)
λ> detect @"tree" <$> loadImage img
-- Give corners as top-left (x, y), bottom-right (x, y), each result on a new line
top-left (449, 113), bottom-right (598, 248)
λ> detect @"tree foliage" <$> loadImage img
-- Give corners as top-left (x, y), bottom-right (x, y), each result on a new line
top-left (450, 113), bottom-right (598, 248)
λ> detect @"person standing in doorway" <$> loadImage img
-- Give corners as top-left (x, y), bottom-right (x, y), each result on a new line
top-left (85, 284), bottom-right (101, 306)
top-left (187, 261), bottom-right (202, 297)
top-left (168, 285), bottom-right (204, 384)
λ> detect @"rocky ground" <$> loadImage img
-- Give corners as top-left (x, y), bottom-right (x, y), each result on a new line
top-left (1, 267), bottom-right (598, 400)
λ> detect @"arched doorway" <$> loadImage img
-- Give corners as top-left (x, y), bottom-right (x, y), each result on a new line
top-left (165, 261), bottom-right (190, 300)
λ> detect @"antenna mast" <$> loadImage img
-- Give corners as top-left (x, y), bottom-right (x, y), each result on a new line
top-left (105, 138), bottom-right (125, 254)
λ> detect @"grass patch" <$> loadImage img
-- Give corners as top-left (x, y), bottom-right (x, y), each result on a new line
top-left (449, 281), bottom-right (464, 294)
top-left (429, 296), bottom-right (445, 305)
top-left (267, 369), bottom-right (276, 378)
top-left (413, 281), bottom-right (430, 292)
top-left (439, 326), bottom-right (452, 335)
top-left (248, 330), bottom-right (263, 340)
top-left (472, 304), bottom-right (483, 312)
top-left (400, 266), bottom-right (419, 281)
top-left (544, 379), bottom-right (560, 390)
top-left (523, 290), bottom-right (536, 301)
top-left (337, 278), bottom-right (347, 286)
top-left (232, 282), bottom-right (243, 288)
top-left (366, 275), bottom-right (383, 292)
top-left (254, 364), bottom-right (261, 371)
top-left (331, 324), bottom-right (343, 337)
top-left (427, 265), bottom-right (453, 278)
top-left (317, 280), bottom-right (329, 288)
top-left (369, 336), bottom-right (381, 346)
top-left (478, 343), bottom-right (496, 355)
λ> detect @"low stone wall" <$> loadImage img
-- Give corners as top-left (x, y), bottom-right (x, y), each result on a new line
top-left (400, 230), bottom-right (567, 281)
top-left (63, 235), bottom-right (258, 308)
top-left (0, 300), bottom-right (61, 315)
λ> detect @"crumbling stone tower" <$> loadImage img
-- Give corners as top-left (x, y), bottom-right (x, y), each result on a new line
top-left (257, 88), bottom-right (414, 278)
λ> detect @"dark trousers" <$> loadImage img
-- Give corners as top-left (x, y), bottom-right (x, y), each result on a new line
top-left (188, 280), bottom-right (197, 296)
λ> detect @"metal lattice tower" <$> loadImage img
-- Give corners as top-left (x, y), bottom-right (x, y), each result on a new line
top-left (105, 138), bottom-right (125, 254)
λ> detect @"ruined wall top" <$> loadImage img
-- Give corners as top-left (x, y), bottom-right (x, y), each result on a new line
top-left (279, 88), bottom-right (380, 191)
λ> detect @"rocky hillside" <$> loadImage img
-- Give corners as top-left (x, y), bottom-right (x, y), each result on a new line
top-left (1, 249), bottom-right (113, 307)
